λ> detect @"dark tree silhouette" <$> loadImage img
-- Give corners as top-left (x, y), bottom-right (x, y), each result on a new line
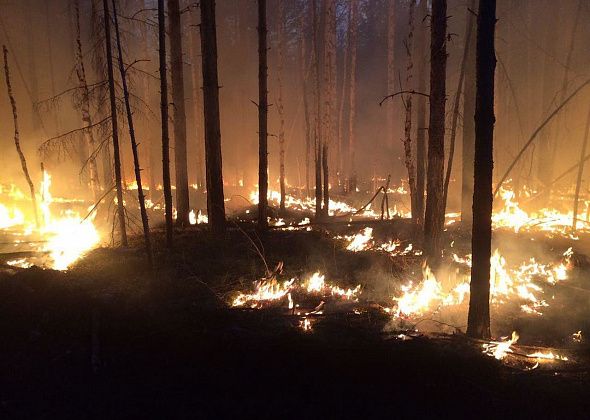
top-left (103, 0), bottom-right (127, 246)
top-left (158, 0), bottom-right (173, 247)
top-left (169, 0), bottom-right (190, 227)
top-left (257, 0), bottom-right (269, 230)
top-left (200, 0), bottom-right (226, 233)
top-left (424, 0), bottom-right (447, 261)
top-left (467, 0), bottom-right (497, 340)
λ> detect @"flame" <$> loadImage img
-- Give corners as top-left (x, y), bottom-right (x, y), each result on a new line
top-left (345, 227), bottom-right (373, 251)
top-left (0, 172), bottom-right (100, 271)
top-left (0, 203), bottom-right (25, 228)
top-left (391, 248), bottom-right (573, 318)
top-left (231, 271), bottom-right (361, 308)
top-left (526, 351), bottom-right (568, 361)
top-left (189, 210), bottom-right (208, 225)
top-left (299, 317), bottom-right (313, 332)
top-left (38, 172), bottom-right (100, 270)
top-left (483, 331), bottom-right (519, 360)
top-left (492, 185), bottom-right (590, 237)
top-left (232, 278), bottom-right (295, 308)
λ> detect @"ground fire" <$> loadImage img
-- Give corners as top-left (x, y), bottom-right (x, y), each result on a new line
top-left (1, 0), bottom-right (590, 418)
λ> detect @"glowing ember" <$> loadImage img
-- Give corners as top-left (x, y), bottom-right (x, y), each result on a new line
top-left (526, 351), bottom-right (568, 361)
top-left (572, 331), bottom-right (583, 343)
top-left (299, 317), bottom-right (313, 332)
top-left (6, 258), bottom-right (33, 268)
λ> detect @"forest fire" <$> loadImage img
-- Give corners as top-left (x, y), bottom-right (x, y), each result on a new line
top-left (0, 172), bottom-right (100, 270)
top-left (3, 0), bottom-right (590, 416)
top-left (231, 271), bottom-right (360, 309)
top-left (493, 186), bottom-right (590, 237)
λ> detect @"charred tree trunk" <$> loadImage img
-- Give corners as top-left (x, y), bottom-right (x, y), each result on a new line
top-left (200, 0), bottom-right (226, 233)
top-left (572, 108), bottom-right (590, 232)
top-left (257, 0), bottom-right (269, 229)
top-left (277, 0), bottom-right (286, 214)
top-left (112, 0), bottom-right (152, 265)
top-left (467, 0), bottom-right (496, 340)
top-left (103, 0), bottom-right (128, 246)
top-left (189, 2), bottom-right (205, 191)
top-left (158, 0), bottom-right (174, 246)
top-left (168, 0), bottom-right (190, 227)
top-left (403, 1), bottom-right (418, 225)
top-left (414, 0), bottom-right (428, 227)
top-left (3, 46), bottom-right (39, 227)
top-left (424, 0), bottom-right (447, 261)
top-left (74, 0), bottom-right (100, 201)
top-left (443, 0), bottom-right (475, 210)
top-left (461, 1), bottom-right (477, 225)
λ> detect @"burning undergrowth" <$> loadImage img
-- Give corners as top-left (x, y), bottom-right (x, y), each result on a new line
top-left (227, 219), bottom-right (589, 368)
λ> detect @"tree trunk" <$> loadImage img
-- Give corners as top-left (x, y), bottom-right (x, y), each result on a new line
top-left (414, 0), bottom-right (428, 227)
top-left (467, 0), bottom-right (496, 340)
top-left (74, 0), bottom-right (100, 202)
top-left (276, 0), bottom-right (286, 214)
top-left (347, 0), bottom-right (358, 186)
top-left (536, 0), bottom-right (560, 198)
top-left (142, 0), bottom-right (157, 199)
top-left (168, 0), bottom-right (190, 227)
top-left (423, 0), bottom-right (447, 261)
top-left (322, 0), bottom-right (336, 216)
top-left (200, 0), bottom-right (226, 233)
top-left (386, 0), bottom-right (396, 149)
top-left (300, 8), bottom-right (311, 199)
top-left (443, 0), bottom-right (475, 210)
top-left (112, 0), bottom-right (153, 265)
top-left (311, 0), bottom-right (323, 218)
top-left (337, 1), bottom-right (351, 186)
top-left (103, 0), bottom-right (128, 246)
top-left (257, 0), bottom-right (269, 229)
top-left (572, 107), bottom-right (590, 232)
top-left (403, 1), bottom-right (418, 225)
top-left (461, 1), bottom-right (477, 225)
top-left (158, 0), bottom-right (174, 246)
top-left (3, 46), bottom-right (39, 228)
top-left (189, 2), bottom-right (205, 191)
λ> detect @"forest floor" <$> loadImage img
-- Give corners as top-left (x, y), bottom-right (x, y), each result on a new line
top-left (1, 216), bottom-right (590, 418)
